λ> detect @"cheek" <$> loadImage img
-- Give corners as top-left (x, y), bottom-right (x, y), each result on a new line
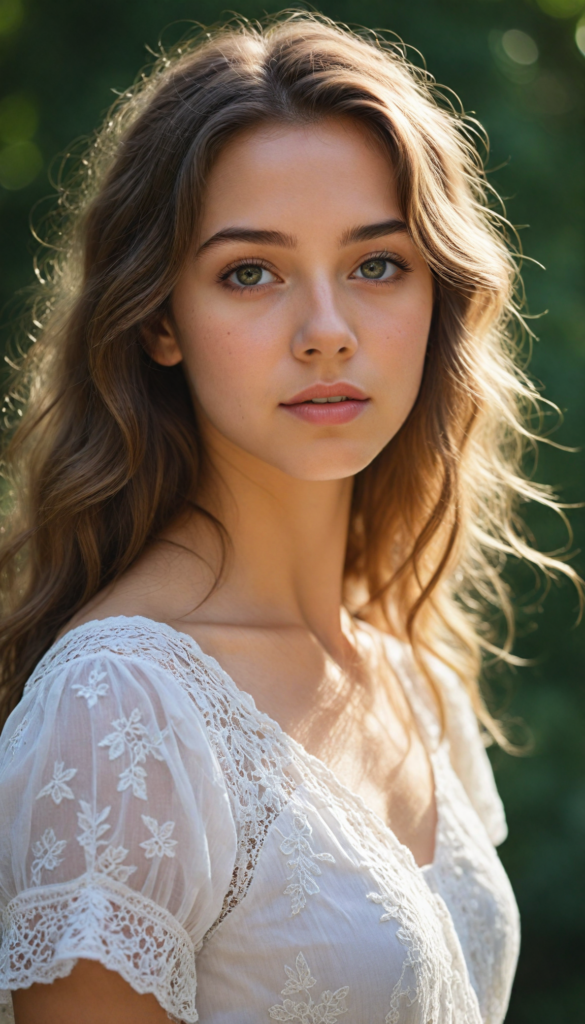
top-left (176, 300), bottom-right (281, 428)
top-left (370, 290), bottom-right (433, 423)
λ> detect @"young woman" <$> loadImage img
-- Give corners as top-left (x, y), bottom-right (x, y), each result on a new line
top-left (0, 14), bottom-right (577, 1024)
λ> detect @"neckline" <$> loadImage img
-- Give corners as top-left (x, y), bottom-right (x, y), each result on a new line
top-left (49, 612), bottom-right (443, 872)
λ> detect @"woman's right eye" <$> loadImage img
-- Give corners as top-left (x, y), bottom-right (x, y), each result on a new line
top-left (228, 264), bottom-right (276, 287)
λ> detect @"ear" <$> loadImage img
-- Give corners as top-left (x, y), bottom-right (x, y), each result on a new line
top-left (141, 312), bottom-right (183, 367)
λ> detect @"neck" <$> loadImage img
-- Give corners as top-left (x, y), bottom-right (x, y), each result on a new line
top-left (192, 424), bottom-right (354, 658)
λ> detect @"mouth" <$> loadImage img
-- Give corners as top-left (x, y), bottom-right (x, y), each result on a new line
top-left (296, 395), bottom-right (353, 404)
top-left (280, 383), bottom-right (370, 424)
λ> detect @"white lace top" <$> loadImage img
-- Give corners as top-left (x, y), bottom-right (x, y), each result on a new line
top-left (0, 616), bottom-right (519, 1024)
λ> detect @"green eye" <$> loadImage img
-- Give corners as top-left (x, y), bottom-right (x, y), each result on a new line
top-left (359, 259), bottom-right (388, 279)
top-left (235, 265), bottom-right (263, 286)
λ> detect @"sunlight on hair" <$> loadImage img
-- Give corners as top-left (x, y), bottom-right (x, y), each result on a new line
top-left (0, 13), bottom-right (581, 750)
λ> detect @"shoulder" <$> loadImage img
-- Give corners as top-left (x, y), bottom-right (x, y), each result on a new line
top-left (0, 621), bottom-right (237, 1021)
top-left (373, 627), bottom-right (477, 737)
top-left (16, 615), bottom-right (197, 712)
top-left (62, 524), bottom-right (220, 640)
top-left (424, 656), bottom-right (509, 846)
top-left (372, 627), bottom-right (509, 846)
top-left (0, 616), bottom-right (239, 904)
top-left (0, 616), bottom-right (234, 819)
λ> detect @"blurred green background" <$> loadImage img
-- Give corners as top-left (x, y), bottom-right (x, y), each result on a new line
top-left (0, 0), bottom-right (583, 1019)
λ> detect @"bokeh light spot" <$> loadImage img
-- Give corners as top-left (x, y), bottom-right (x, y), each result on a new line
top-left (0, 141), bottom-right (42, 190)
top-left (576, 16), bottom-right (585, 55)
top-left (536, 0), bottom-right (585, 18)
top-left (0, 0), bottom-right (22, 35)
top-left (502, 29), bottom-right (539, 65)
top-left (0, 95), bottom-right (38, 144)
top-left (489, 30), bottom-right (538, 83)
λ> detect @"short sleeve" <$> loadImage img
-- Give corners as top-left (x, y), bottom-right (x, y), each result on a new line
top-left (430, 659), bottom-right (508, 846)
top-left (0, 651), bottom-right (238, 1022)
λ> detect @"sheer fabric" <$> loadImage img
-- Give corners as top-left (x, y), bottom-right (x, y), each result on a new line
top-left (0, 616), bottom-right (519, 1023)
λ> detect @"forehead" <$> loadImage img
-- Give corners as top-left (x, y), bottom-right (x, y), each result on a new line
top-left (199, 118), bottom-right (401, 237)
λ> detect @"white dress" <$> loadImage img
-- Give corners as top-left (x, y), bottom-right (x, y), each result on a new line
top-left (0, 616), bottom-right (519, 1024)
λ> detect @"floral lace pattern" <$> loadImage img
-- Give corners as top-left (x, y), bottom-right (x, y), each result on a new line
top-left (72, 665), bottom-right (109, 708)
top-left (0, 616), bottom-right (520, 1024)
top-left (276, 810), bottom-right (335, 915)
top-left (1, 883), bottom-right (197, 1024)
top-left (367, 890), bottom-right (431, 1024)
top-left (40, 620), bottom-right (476, 1021)
top-left (140, 816), bottom-right (177, 859)
top-left (98, 708), bottom-right (168, 801)
top-left (77, 801), bottom-right (137, 882)
top-left (30, 828), bottom-right (68, 886)
top-left (36, 761), bottom-right (77, 804)
top-left (269, 952), bottom-right (349, 1022)
top-left (421, 749), bottom-right (520, 1024)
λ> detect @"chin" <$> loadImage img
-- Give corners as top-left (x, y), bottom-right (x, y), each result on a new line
top-left (274, 441), bottom-right (383, 482)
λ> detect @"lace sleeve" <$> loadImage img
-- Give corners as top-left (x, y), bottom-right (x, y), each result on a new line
top-left (431, 659), bottom-right (508, 847)
top-left (0, 650), bottom-right (238, 1023)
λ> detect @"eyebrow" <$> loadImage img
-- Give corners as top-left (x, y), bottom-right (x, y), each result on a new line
top-left (339, 218), bottom-right (408, 246)
top-left (196, 217), bottom-right (409, 257)
top-left (196, 228), bottom-right (297, 257)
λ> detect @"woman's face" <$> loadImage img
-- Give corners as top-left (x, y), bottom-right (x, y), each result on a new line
top-left (159, 118), bottom-right (434, 481)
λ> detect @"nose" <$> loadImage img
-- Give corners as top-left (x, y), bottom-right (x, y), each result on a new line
top-left (291, 280), bottom-right (358, 362)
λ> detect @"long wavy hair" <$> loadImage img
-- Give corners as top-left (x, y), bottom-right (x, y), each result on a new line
top-left (0, 13), bottom-right (579, 738)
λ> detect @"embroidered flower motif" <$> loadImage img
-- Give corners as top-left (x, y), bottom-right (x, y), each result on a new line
top-left (98, 707), bottom-right (168, 800)
top-left (118, 762), bottom-right (148, 798)
top-left (366, 893), bottom-right (416, 1024)
top-left (30, 828), bottom-right (67, 886)
top-left (276, 811), bottom-right (335, 915)
top-left (76, 800), bottom-right (136, 882)
top-left (36, 760), bottom-right (77, 804)
top-left (72, 666), bottom-right (109, 708)
top-left (367, 891), bottom-right (402, 923)
top-left (95, 844), bottom-right (137, 882)
top-left (77, 801), bottom-right (111, 856)
top-left (269, 951), bottom-right (349, 1022)
top-left (140, 815), bottom-right (178, 859)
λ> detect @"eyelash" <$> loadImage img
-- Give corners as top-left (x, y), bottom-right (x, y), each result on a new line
top-left (352, 250), bottom-right (413, 281)
top-left (217, 250), bottom-right (413, 292)
top-left (218, 258), bottom-right (277, 292)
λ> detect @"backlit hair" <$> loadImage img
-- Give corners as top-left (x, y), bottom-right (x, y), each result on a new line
top-left (0, 13), bottom-right (579, 739)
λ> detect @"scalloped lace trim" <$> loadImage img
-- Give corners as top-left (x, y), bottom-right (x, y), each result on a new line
top-left (0, 878), bottom-right (197, 1023)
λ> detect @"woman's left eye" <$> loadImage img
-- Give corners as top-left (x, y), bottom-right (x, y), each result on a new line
top-left (354, 258), bottom-right (399, 281)
top-left (227, 264), bottom-right (276, 287)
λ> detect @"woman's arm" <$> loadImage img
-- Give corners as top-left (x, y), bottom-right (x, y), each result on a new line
top-left (13, 959), bottom-right (170, 1024)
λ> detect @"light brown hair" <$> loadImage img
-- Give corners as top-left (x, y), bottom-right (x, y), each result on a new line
top-left (0, 13), bottom-right (579, 737)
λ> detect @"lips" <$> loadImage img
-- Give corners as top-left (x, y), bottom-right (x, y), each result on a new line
top-left (280, 382), bottom-right (370, 425)
top-left (281, 382), bottom-right (368, 405)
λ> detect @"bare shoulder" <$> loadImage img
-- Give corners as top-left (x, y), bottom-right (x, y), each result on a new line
top-left (61, 525), bottom-right (218, 640)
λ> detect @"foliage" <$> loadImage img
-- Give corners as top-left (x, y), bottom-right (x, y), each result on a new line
top-left (0, 0), bottom-right (583, 1019)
